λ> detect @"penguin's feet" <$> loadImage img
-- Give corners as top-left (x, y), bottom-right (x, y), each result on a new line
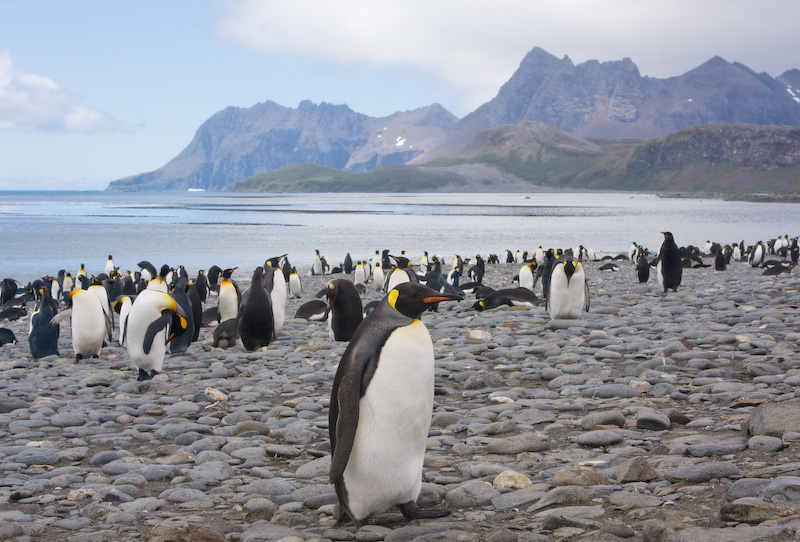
top-left (75, 354), bottom-right (84, 362)
top-left (149, 370), bottom-right (159, 379)
top-left (137, 368), bottom-right (152, 381)
top-left (398, 501), bottom-right (451, 521)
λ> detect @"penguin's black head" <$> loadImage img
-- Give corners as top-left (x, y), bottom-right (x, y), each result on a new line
top-left (388, 282), bottom-right (460, 319)
top-left (222, 267), bottom-right (237, 279)
top-left (389, 255), bottom-right (411, 268)
top-left (159, 265), bottom-right (171, 279)
top-left (662, 232), bottom-right (675, 242)
top-left (469, 299), bottom-right (485, 312)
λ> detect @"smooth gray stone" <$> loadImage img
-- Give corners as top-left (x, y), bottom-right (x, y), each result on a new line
top-left (576, 430), bottom-right (624, 447)
top-left (580, 410), bottom-right (625, 430)
top-left (294, 455), bottom-right (331, 479)
top-left (686, 438), bottom-right (747, 457)
top-left (50, 411), bottom-right (86, 427)
top-left (584, 384), bottom-right (641, 398)
top-left (484, 432), bottom-right (551, 454)
top-left (187, 460), bottom-right (235, 483)
top-left (727, 478), bottom-right (772, 499)
top-left (89, 450), bottom-right (120, 465)
top-left (160, 487), bottom-right (208, 503)
top-left (445, 480), bottom-right (500, 507)
top-left (240, 478), bottom-right (296, 497)
top-left (762, 476), bottom-right (800, 501)
top-left (748, 435), bottom-right (784, 452)
top-left (241, 523), bottom-right (309, 542)
top-left (748, 400), bottom-right (800, 437)
top-left (384, 522), bottom-right (467, 542)
top-left (635, 408), bottom-right (671, 430)
top-left (664, 461), bottom-right (741, 482)
top-left (491, 485), bottom-right (547, 510)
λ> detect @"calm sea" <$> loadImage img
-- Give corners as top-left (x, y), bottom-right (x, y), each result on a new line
top-left (1, 190), bottom-right (797, 284)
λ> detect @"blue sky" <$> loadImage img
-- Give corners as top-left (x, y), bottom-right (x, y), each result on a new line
top-left (1, 0), bottom-right (799, 190)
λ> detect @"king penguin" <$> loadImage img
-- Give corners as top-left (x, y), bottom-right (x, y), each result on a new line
top-left (372, 263), bottom-right (384, 292)
top-left (217, 268), bottom-right (240, 323)
top-left (168, 277), bottom-right (194, 353)
top-left (104, 255), bottom-right (115, 277)
top-left (51, 289), bottom-right (111, 361)
top-left (519, 262), bottom-right (536, 291)
top-left (546, 255), bottom-right (590, 320)
top-left (125, 289), bottom-right (188, 380)
top-left (313, 250), bottom-right (324, 275)
top-left (326, 279), bottom-right (363, 342)
top-left (654, 231), bottom-right (683, 293)
top-left (636, 250), bottom-right (650, 283)
top-left (28, 284), bottom-right (60, 359)
top-left (329, 282), bottom-right (458, 527)
top-left (113, 294), bottom-right (134, 347)
top-left (289, 267), bottom-right (302, 298)
top-left (353, 261), bottom-right (367, 286)
top-left (264, 257), bottom-right (288, 336)
top-left (750, 241), bottom-right (765, 268)
top-left (238, 267), bottom-right (274, 351)
top-left (384, 255), bottom-right (419, 293)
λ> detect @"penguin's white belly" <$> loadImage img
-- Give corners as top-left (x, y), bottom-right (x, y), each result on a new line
top-left (271, 276), bottom-right (287, 333)
top-left (126, 298), bottom-right (167, 372)
top-left (289, 276), bottom-right (302, 298)
top-left (519, 268), bottom-right (533, 290)
top-left (343, 320), bottom-right (434, 520)
top-left (127, 326), bottom-right (167, 372)
top-left (548, 274), bottom-right (586, 320)
top-left (373, 270), bottom-right (384, 291)
top-left (386, 269), bottom-right (410, 293)
top-left (354, 268), bottom-right (366, 285)
top-left (657, 260), bottom-right (665, 290)
top-left (72, 299), bottom-right (107, 357)
top-left (218, 286), bottom-right (238, 322)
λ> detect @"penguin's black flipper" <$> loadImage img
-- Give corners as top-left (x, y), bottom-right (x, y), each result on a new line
top-left (143, 311), bottom-right (172, 355)
top-left (398, 501), bottom-right (451, 521)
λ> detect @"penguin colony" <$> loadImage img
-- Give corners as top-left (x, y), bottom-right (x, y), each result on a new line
top-left (1, 233), bottom-right (796, 526)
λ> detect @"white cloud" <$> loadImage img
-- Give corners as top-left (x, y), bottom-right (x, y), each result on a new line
top-left (0, 51), bottom-right (121, 133)
top-left (214, 0), bottom-right (800, 113)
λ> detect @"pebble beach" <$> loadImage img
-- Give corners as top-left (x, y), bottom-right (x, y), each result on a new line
top-left (2, 257), bottom-right (800, 542)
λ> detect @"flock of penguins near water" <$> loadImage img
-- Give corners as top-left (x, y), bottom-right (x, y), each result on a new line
top-left (0, 231), bottom-right (798, 525)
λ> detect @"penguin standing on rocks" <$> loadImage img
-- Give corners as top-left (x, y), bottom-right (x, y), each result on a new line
top-left (636, 250), bottom-right (650, 283)
top-left (28, 285), bottom-right (60, 359)
top-left (217, 268), bottom-right (240, 323)
top-left (652, 231), bottom-right (683, 293)
top-left (51, 289), bottom-right (111, 361)
top-left (264, 257), bottom-right (288, 336)
top-left (289, 267), bottom-right (303, 298)
top-left (125, 289), bottom-right (188, 380)
top-left (546, 255), bottom-right (589, 319)
top-left (329, 282), bottom-right (457, 527)
top-left (168, 277), bottom-right (195, 353)
top-left (354, 262), bottom-right (367, 286)
top-left (313, 250), bottom-right (324, 275)
top-left (714, 250), bottom-right (727, 271)
top-left (750, 241), bottom-right (765, 268)
top-left (518, 262), bottom-right (537, 291)
top-left (326, 279), bottom-right (363, 342)
top-left (238, 267), bottom-right (274, 351)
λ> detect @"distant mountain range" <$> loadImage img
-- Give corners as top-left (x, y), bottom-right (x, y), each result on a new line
top-left (108, 46), bottom-right (800, 193)
top-left (234, 122), bottom-right (800, 194)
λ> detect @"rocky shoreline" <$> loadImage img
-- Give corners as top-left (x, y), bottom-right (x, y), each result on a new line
top-left (2, 259), bottom-right (800, 542)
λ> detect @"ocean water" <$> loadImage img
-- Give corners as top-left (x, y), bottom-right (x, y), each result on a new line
top-left (1, 190), bottom-right (797, 284)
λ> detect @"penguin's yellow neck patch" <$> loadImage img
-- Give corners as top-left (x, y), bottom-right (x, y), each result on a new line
top-left (388, 289), bottom-right (399, 309)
